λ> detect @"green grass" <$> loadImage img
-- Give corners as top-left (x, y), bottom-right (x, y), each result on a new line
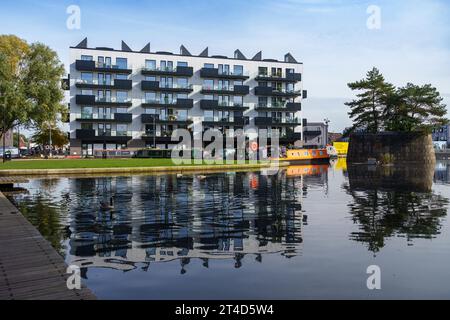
top-left (0, 158), bottom-right (263, 170)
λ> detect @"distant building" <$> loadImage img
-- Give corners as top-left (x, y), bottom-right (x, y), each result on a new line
top-left (0, 130), bottom-right (13, 148)
top-left (303, 122), bottom-right (327, 148)
top-left (328, 132), bottom-right (344, 143)
top-left (432, 125), bottom-right (449, 148)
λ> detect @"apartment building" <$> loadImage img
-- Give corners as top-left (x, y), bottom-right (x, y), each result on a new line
top-left (68, 38), bottom-right (306, 156)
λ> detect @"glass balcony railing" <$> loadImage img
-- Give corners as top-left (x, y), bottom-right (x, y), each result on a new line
top-left (218, 70), bottom-right (249, 77)
top-left (95, 130), bottom-right (131, 137)
top-left (158, 83), bottom-right (193, 90)
top-left (142, 98), bottom-right (178, 105)
top-left (142, 66), bottom-right (180, 72)
top-left (217, 101), bottom-right (250, 108)
top-left (202, 85), bottom-right (235, 91)
top-left (78, 113), bottom-right (115, 120)
top-left (96, 62), bottom-right (131, 70)
top-left (257, 102), bottom-right (287, 108)
top-left (76, 79), bottom-right (118, 86)
top-left (95, 96), bottom-right (131, 103)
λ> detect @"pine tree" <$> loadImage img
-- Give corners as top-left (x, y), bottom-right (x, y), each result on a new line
top-left (345, 68), bottom-right (395, 133)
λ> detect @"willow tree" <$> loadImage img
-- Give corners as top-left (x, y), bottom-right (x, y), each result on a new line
top-left (345, 67), bottom-right (395, 134)
top-left (0, 35), bottom-right (66, 144)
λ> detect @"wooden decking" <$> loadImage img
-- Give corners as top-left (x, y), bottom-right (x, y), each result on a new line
top-left (0, 191), bottom-right (95, 300)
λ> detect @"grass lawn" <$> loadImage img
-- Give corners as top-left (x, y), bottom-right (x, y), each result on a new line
top-left (0, 158), bottom-right (264, 170)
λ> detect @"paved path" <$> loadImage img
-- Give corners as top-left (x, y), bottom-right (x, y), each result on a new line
top-left (0, 191), bottom-right (95, 300)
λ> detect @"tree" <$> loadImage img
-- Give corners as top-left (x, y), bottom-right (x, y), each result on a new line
top-left (345, 67), bottom-right (395, 134)
top-left (0, 35), bottom-right (66, 142)
top-left (32, 124), bottom-right (68, 148)
top-left (384, 83), bottom-right (447, 133)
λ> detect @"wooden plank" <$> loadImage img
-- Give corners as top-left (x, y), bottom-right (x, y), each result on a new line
top-left (0, 191), bottom-right (96, 300)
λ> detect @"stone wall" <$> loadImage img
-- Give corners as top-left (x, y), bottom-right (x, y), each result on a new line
top-left (348, 132), bottom-right (435, 165)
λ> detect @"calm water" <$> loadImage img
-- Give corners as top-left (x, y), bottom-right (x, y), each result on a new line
top-left (8, 160), bottom-right (450, 299)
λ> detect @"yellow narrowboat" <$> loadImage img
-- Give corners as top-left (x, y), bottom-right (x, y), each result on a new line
top-left (333, 142), bottom-right (349, 157)
top-left (273, 148), bottom-right (330, 164)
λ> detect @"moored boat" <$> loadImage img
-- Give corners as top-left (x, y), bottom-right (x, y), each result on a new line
top-left (273, 148), bottom-right (330, 164)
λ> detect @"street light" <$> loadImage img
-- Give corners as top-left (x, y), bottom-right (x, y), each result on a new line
top-left (324, 118), bottom-right (330, 146)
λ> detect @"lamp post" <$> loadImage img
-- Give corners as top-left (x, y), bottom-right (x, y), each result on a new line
top-left (323, 118), bottom-right (330, 147)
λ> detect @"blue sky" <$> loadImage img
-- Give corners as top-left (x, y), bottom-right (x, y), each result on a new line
top-left (1, 0), bottom-right (449, 132)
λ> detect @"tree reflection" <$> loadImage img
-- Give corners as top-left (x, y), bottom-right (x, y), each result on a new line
top-left (345, 164), bottom-right (449, 253)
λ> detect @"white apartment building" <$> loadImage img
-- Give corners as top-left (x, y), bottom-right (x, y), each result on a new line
top-left (68, 38), bottom-right (306, 156)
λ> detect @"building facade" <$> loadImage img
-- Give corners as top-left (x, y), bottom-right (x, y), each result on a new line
top-left (68, 39), bottom-right (306, 156)
top-left (432, 125), bottom-right (449, 147)
top-left (303, 122), bottom-right (327, 148)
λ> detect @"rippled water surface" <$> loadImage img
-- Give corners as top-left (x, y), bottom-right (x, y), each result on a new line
top-left (8, 160), bottom-right (450, 299)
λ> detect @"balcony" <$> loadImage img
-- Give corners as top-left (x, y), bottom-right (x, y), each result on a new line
top-left (202, 116), bottom-right (249, 126)
top-left (254, 117), bottom-right (302, 126)
top-left (255, 72), bottom-right (302, 82)
top-left (303, 130), bottom-right (322, 137)
top-left (75, 95), bottom-right (132, 106)
top-left (255, 102), bottom-right (302, 112)
top-left (142, 131), bottom-right (188, 143)
top-left (141, 81), bottom-right (193, 93)
top-left (75, 113), bottom-right (132, 123)
top-left (200, 100), bottom-right (251, 111)
top-left (75, 79), bottom-right (132, 90)
top-left (141, 66), bottom-right (193, 77)
top-left (75, 129), bottom-right (132, 142)
top-left (75, 60), bottom-right (132, 74)
top-left (141, 114), bottom-right (192, 125)
top-left (201, 85), bottom-right (249, 95)
top-left (254, 86), bottom-right (302, 97)
top-left (200, 68), bottom-right (250, 80)
top-left (141, 98), bottom-right (194, 109)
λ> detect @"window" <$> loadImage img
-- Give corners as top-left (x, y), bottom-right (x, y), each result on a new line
top-left (272, 68), bottom-right (282, 77)
top-left (233, 96), bottom-right (243, 106)
top-left (204, 110), bottom-right (214, 121)
top-left (286, 68), bottom-right (294, 74)
top-left (218, 80), bottom-right (229, 90)
top-left (105, 57), bottom-right (112, 67)
top-left (145, 60), bottom-right (156, 70)
top-left (145, 92), bottom-right (157, 103)
top-left (116, 91), bottom-right (128, 103)
top-left (258, 67), bottom-right (268, 76)
top-left (98, 56), bottom-right (104, 66)
top-left (234, 80), bottom-right (243, 86)
top-left (105, 74), bottom-right (112, 85)
top-left (161, 93), bottom-right (173, 104)
top-left (116, 107), bottom-right (128, 113)
top-left (117, 124), bottom-right (128, 136)
top-left (286, 83), bottom-right (294, 92)
top-left (81, 106), bottom-right (93, 119)
top-left (204, 63), bottom-right (214, 69)
top-left (145, 108), bottom-right (157, 114)
top-left (233, 65), bottom-right (243, 76)
top-left (177, 109), bottom-right (188, 121)
top-left (81, 89), bottom-right (93, 95)
top-left (116, 58), bottom-right (128, 69)
top-left (218, 95), bottom-right (230, 106)
top-left (177, 93), bottom-right (188, 99)
top-left (145, 76), bottom-right (156, 81)
top-left (160, 77), bottom-right (173, 88)
top-left (81, 123), bottom-right (93, 130)
top-left (177, 78), bottom-right (188, 88)
top-left (115, 74), bottom-right (127, 80)
top-left (204, 94), bottom-right (214, 101)
top-left (81, 55), bottom-right (93, 61)
top-left (218, 64), bottom-right (230, 75)
top-left (177, 61), bottom-right (188, 67)
top-left (203, 79), bottom-right (214, 90)
top-left (81, 72), bottom-right (93, 84)
top-left (161, 61), bottom-right (173, 71)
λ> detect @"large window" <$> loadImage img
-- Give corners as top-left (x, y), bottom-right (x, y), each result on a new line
top-left (115, 74), bottom-right (127, 80)
top-left (145, 60), bottom-right (156, 70)
top-left (204, 110), bottom-right (214, 121)
top-left (233, 65), bottom-right (243, 76)
top-left (81, 55), bottom-right (93, 61)
top-left (204, 63), bottom-right (214, 69)
top-left (161, 60), bottom-right (173, 71)
top-left (258, 67), bottom-right (268, 76)
top-left (116, 124), bottom-right (128, 136)
top-left (116, 58), bottom-right (128, 69)
top-left (81, 72), bottom-right (93, 84)
top-left (81, 106), bottom-right (93, 119)
top-left (116, 91), bottom-right (128, 103)
top-left (203, 79), bottom-right (214, 90)
top-left (218, 64), bottom-right (230, 75)
top-left (177, 61), bottom-right (188, 67)
top-left (145, 92), bottom-right (157, 103)
top-left (177, 78), bottom-right (188, 88)
top-left (177, 109), bottom-right (188, 121)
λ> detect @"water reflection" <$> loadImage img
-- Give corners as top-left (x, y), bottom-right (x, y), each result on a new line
top-left (345, 164), bottom-right (449, 253)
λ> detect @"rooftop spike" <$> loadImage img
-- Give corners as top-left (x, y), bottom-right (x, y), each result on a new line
top-left (199, 47), bottom-right (209, 57)
top-left (234, 49), bottom-right (247, 60)
top-left (121, 41), bottom-right (132, 52)
top-left (75, 37), bottom-right (87, 48)
top-left (252, 51), bottom-right (262, 61)
top-left (180, 45), bottom-right (192, 56)
top-left (140, 43), bottom-right (151, 53)
top-left (284, 53), bottom-right (298, 63)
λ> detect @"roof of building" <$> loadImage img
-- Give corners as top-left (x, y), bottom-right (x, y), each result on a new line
top-left (70, 38), bottom-right (303, 65)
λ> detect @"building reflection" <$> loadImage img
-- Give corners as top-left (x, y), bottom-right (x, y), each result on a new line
top-left (434, 161), bottom-right (450, 184)
top-left (345, 164), bottom-right (449, 253)
top-left (65, 172), bottom-right (306, 275)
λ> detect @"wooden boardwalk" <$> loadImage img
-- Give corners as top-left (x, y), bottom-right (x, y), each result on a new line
top-left (0, 191), bottom-right (95, 300)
